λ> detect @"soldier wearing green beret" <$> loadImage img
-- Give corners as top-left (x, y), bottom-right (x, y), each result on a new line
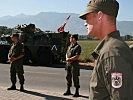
top-left (64, 34), bottom-right (81, 97)
top-left (79, 0), bottom-right (133, 99)
top-left (7, 34), bottom-right (25, 92)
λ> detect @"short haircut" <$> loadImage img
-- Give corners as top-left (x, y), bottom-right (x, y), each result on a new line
top-left (106, 15), bottom-right (116, 24)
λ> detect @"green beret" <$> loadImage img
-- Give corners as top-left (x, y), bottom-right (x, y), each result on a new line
top-left (79, 0), bottom-right (119, 20)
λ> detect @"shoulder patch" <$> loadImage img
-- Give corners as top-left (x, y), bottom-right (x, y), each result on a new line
top-left (111, 72), bottom-right (122, 89)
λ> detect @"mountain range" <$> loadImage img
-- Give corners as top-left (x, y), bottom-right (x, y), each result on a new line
top-left (0, 12), bottom-right (133, 36)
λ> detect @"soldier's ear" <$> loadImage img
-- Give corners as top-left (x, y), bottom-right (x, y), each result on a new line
top-left (97, 11), bottom-right (104, 22)
top-left (73, 38), bottom-right (76, 41)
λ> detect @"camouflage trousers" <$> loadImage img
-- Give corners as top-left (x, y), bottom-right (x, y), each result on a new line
top-left (65, 63), bottom-right (80, 88)
top-left (10, 62), bottom-right (25, 85)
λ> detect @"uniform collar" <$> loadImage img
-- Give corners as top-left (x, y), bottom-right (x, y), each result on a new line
top-left (92, 31), bottom-right (120, 59)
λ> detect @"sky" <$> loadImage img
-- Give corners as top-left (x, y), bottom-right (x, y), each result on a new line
top-left (0, 0), bottom-right (132, 21)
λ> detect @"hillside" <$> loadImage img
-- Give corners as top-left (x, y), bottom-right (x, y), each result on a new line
top-left (0, 12), bottom-right (133, 36)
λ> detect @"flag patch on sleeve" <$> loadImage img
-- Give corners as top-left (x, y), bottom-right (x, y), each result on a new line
top-left (111, 72), bottom-right (122, 89)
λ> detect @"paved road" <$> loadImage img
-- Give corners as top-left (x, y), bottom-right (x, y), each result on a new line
top-left (0, 63), bottom-right (93, 100)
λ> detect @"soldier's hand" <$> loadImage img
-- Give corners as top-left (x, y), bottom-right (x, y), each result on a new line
top-left (66, 58), bottom-right (72, 62)
top-left (9, 57), bottom-right (17, 62)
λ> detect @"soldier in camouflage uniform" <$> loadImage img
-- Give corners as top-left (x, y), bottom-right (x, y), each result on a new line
top-left (64, 34), bottom-right (81, 97)
top-left (7, 34), bottom-right (25, 92)
top-left (79, 0), bottom-right (133, 99)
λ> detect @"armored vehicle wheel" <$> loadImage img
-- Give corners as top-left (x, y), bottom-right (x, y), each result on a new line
top-left (23, 47), bottom-right (32, 64)
top-left (38, 47), bottom-right (53, 66)
top-left (0, 46), bottom-right (9, 63)
top-left (53, 58), bottom-right (61, 64)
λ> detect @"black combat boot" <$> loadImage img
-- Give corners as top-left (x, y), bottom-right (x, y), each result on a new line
top-left (63, 86), bottom-right (71, 95)
top-left (7, 84), bottom-right (16, 90)
top-left (73, 88), bottom-right (80, 97)
top-left (20, 84), bottom-right (24, 92)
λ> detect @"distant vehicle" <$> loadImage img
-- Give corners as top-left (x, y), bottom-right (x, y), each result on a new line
top-left (0, 24), bottom-right (70, 65)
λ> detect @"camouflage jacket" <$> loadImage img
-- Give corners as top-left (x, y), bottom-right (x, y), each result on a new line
top-left (8, 42), bottom-right (24, 65)
top-left (66, 42), bottom-right (81, 65)
top-left (89, 31), bottom-right (133, 100)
